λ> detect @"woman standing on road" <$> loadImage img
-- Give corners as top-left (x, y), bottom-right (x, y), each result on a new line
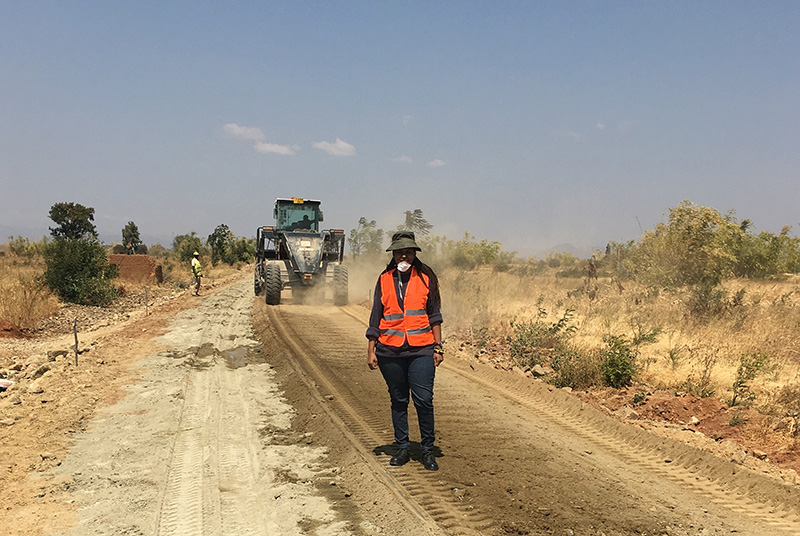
top-left (366, 230), bottom-right (444, 471)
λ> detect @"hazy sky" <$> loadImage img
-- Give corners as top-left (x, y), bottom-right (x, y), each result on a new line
top-left (2, 1), bottom-right (798, 256)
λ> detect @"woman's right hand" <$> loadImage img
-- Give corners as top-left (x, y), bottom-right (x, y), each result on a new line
top-left (367, 339), bottom-right (379, 370)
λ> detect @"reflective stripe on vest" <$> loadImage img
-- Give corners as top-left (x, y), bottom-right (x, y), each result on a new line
top-left (378, 267), bottom-right (434, 347)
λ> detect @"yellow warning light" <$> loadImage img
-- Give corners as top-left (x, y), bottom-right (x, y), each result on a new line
top-left (292, 197), bottom-right (305, 204)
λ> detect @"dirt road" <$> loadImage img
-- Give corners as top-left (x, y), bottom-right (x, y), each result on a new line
top-left (5, 278), bottom-right (800, 535)
top-left (258, 299), bottom-right (800, 536)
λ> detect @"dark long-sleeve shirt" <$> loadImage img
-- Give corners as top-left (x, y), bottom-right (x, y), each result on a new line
top-left (365, 268), bottom-right (443, 358)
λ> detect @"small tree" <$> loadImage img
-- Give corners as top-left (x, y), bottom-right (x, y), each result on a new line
top-left (49, 202), bottom-right (98, 240)
top-left (399, 209), bottom-right (433, 236)
top-left (229, 236), bottom-right (256, 263)
top-left (43, 202), bottom-right (116, 306)
top-left (173, 232), bottom-right (203, 262)
top-left (122, 221), bottom-right (142, 254)
top-left (208, 224), bottom-right (235, 265)
top-left (349, 217), bottom-right (384, 258)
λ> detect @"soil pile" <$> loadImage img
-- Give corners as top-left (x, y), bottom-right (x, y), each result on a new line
top-left (108, 254), bottom-right (163, 283)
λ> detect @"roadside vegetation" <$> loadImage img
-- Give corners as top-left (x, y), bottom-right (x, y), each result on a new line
top-left (348, 201), bottom-right (800, 430)
top-left (5, 199), bottom-right (800, 432)
top-left (0, 202), bottom-right (257, 328)
top-left (0, 249), bottom-right (60, 331)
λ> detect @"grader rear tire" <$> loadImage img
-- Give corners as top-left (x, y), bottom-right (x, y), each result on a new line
top-left (333, 264), bottom-right (348, 306)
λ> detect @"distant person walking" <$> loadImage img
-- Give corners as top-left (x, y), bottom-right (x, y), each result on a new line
top-left (366, 231), bottom-right (444, 471)
top-left (191, 251), bottom-right (202, 296)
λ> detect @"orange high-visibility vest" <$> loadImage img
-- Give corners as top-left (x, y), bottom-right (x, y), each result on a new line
top-left (378, 267), bottom-right (434, 347)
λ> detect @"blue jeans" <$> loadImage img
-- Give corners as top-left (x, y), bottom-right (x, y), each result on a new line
top-left (377, 353), bottom-right (436, 453)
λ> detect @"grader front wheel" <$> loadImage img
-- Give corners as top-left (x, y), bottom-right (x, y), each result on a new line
top-left (264, 263), bottom-right (282, 305)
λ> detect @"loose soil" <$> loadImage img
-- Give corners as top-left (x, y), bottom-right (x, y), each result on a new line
top-left (0, 318), bottom-right (29, 338)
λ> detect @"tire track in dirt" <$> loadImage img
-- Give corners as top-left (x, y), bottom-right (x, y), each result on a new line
top-left (155, 282), bottom-right (328, 536)
top-left (155, 285), bottom-right (260, 536)
top-left (214, 353), bottom-right (264, 536)
top-left (340, 305), bottom-right (800, 534)
top-left (263, 304), bottom-right (497, 536)
top-left (439, 359), bottom-right (800, 534)
top-left (260, 305), bottom-right (444, 530)
top-left (51, 280), bottom-right (356, 536)
top-left (155, 368), bottom-right (209, 536)
top-left (262, 302), bottom-right (800, 535)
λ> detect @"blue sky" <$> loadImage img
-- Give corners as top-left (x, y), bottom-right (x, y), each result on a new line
top-left (2, 1), bottom-right (798, 257)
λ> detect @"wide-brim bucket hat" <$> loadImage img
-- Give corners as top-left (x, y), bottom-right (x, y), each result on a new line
top-left (386, 230), bottom-right (421, 252)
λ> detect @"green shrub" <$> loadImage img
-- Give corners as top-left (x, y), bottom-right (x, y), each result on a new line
top-left (507, 308), bottom-right (576, 367)
top-left (555, 266), bottom-right (585, 278)
top-left (8, 236), bottom-right (36, 257)
top-left (43, 238), bottom-right (118, 306)
top-left (687, 282), bottom-right (746, 318)
top-left (440, 232), bottom-right (513, 271)
top-left (728, 412), bottom-right (747, 426)
top-left (510, 259), bottom-right (548, 277)
top-left (603, 201), bottom-right (800, 287)
top-left (173, 232), bottom-right (204, 261)
top-left (601, 335), bottom-right (637, 388)
top-left (730, 352), bottom-right (769, 407)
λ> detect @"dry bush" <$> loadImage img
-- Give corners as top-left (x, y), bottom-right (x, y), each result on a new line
top-left (437, 264), bottom-right (800, 403)
top-left (0, 255), bottom-right (60, 329)
top-left (0, 250), bottom-right (245, 329)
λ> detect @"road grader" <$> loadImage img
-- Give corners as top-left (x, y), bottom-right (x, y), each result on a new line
top-left (254, 197), bottom-right (348, 306)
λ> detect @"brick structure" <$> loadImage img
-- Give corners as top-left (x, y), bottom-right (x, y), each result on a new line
top-left (108, 254), bottom-right (163, 283)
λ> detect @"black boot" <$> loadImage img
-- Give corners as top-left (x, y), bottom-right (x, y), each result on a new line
top-left (390, 448), bottom-right (410, 466)
top-left (422, 452), bottom-right (438, 471)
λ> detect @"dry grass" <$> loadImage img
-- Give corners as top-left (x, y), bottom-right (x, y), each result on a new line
top-left (0, 254), bottom-right (60, 330)
top-left (0, 250), bottom-right (248, 331)
top-left (436, 265), bottom-right (800, 415)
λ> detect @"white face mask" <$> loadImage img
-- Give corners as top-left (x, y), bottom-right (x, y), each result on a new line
top-left (397, 261), bottom-right (411, 273)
